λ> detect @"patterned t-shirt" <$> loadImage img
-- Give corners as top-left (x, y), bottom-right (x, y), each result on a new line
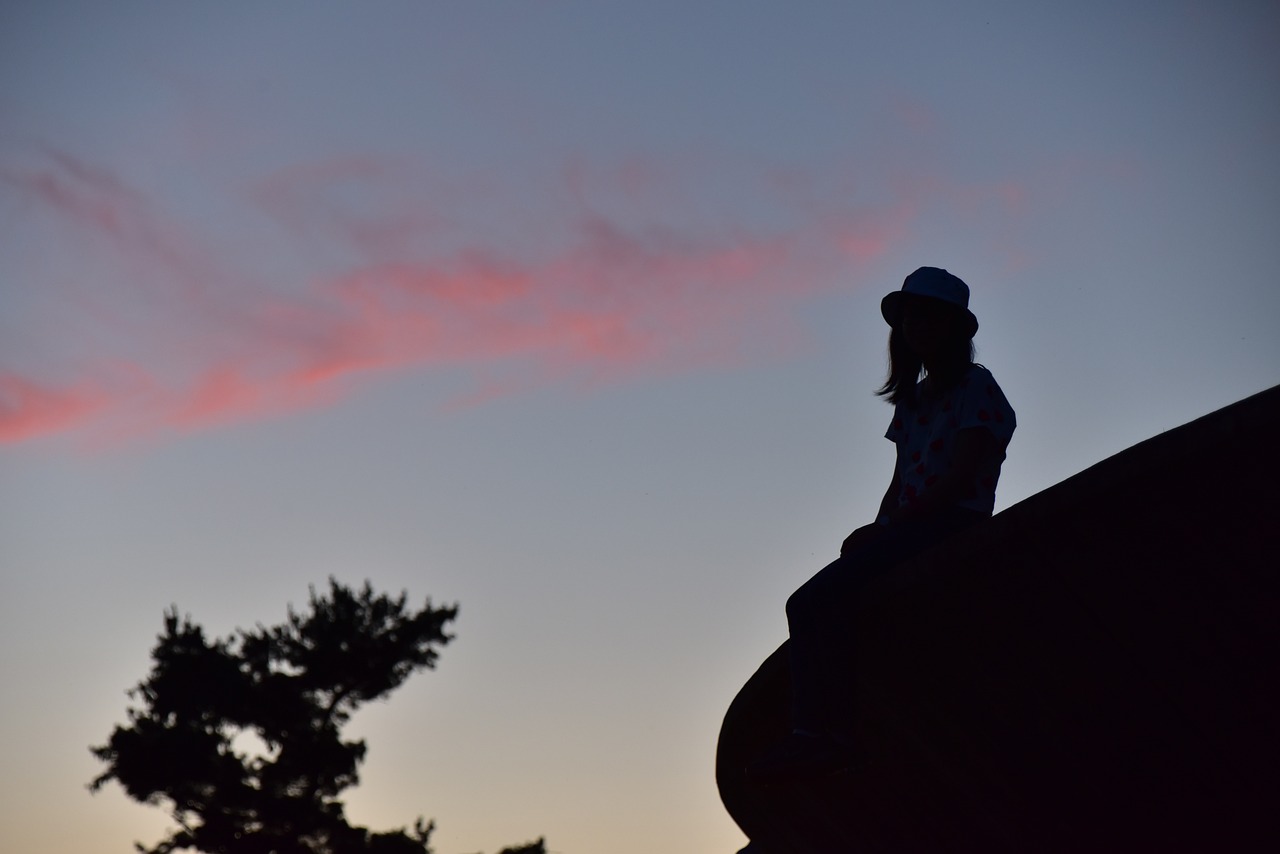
top-left (884, 364), bottom-right (1016, 515)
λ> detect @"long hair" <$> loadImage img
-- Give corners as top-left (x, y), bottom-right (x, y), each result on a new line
top-left (876, 327), bottom-right (976, 407)
top-left (876, 327), bottom-right (923, 407)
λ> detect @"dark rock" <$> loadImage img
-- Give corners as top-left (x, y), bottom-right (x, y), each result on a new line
top-left (717, 384), bottom-right (1280, 853)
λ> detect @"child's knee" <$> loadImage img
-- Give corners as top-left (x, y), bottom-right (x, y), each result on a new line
top-left (786, 577), bottom-right (826, 626)
top-left (785, 585), bottom-right (810, 624)
top-left (786, 565), bottom-right (841, 625)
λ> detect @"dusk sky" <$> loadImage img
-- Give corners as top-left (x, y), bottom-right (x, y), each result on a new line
top-left (2, 2), bottom-right (1278, 852)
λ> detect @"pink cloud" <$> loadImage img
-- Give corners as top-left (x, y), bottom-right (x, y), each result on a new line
top-left (0, 373), bottom-right (105, 444)
top-left (0, 149), bottom-right (932, 447)
top-left (249, 156), bottom-right (451, 259)
top-left (166, 365), bottom-right (270, 430)
top-left (828, 203), bottom-right (918, 262)
top-left (5, 150), bottom-right (204, 288)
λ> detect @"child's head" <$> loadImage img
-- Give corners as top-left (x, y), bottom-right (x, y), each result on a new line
top-left (877, 267), bottom-right (978, 405)
top-left (899, 294), bottom-right (974, 361)
top-left (881, 267), bottom-right (978, 344)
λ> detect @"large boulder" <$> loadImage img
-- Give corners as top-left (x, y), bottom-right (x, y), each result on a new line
top-left (717, 385), bottom-right (1280, 853)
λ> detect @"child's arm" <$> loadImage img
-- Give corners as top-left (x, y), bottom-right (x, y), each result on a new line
top-left (841, 463), bottom-right (902, 555)
top-left (876, 464), bottom-right (902, 523)
top-left (886, 427), bottom-right (994, 524)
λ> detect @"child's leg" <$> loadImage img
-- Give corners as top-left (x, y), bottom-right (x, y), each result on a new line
top-left (785, 525), bottom-right (899, 739)
top-left (785, 511), bottom-right (985, 740)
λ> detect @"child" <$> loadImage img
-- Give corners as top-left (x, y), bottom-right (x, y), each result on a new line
top-left (749, 266), bottom-right (1016, 784)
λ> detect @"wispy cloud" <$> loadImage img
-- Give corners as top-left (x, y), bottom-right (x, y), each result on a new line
top-left (0, 148), bottom-right (952, 447)
top-left (0, 373), bottom-right (105, 444)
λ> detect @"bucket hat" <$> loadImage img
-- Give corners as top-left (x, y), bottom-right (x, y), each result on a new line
top-left (881, 266), bottom-right (979, 338)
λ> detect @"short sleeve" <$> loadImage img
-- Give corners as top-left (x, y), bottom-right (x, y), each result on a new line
top-left (885, 404), bottom-right (907, 444)
top-left (953, 367), bottom-right (1016, 446)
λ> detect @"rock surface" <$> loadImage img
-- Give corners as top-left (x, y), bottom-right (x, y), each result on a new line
top-left (717, 384), bottom-right (1280, 853)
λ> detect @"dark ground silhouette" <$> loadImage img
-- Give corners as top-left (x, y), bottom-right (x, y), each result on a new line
top-left (718, 384), bottom-right (1280, 853)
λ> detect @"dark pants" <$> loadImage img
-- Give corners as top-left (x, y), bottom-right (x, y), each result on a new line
top-left (785, 508), bottom-right (986, 739)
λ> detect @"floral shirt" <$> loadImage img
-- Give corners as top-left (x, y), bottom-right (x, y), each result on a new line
top-left (884, 364), bottom-right (1016, 515)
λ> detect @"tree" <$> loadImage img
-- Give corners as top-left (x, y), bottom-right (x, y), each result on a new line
top-left (90, 578), bottom-right (544, 854)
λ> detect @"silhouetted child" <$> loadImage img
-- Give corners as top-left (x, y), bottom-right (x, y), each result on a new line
top-left (749, 266), bottom-right (1016, 784)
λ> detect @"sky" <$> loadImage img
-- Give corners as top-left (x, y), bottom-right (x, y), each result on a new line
top-left (1, 1), bottom-right (1278, 852)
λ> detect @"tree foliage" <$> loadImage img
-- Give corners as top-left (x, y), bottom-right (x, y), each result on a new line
top-left (90, 579), bottom-right (543, 854)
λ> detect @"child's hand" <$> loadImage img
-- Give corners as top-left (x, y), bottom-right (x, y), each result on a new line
top-left (841, 524), bottom-right (882, 556)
